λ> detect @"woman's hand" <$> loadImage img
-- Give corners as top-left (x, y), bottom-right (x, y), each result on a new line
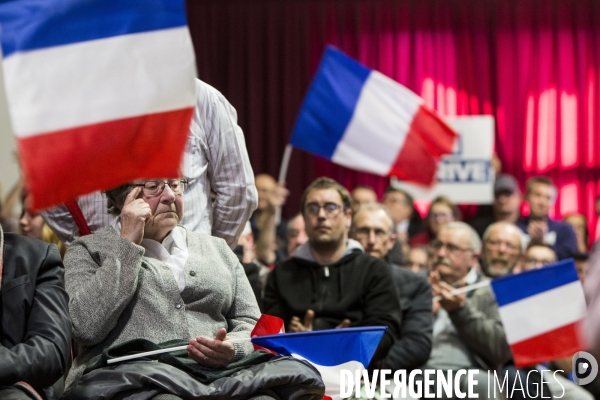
top-left (187, 328), bottom-right (235, 367)
top-left (119, 187), bottom-right (151, 245)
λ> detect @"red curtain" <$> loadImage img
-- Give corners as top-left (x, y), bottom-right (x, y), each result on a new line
top-left (187, 0), bottom-right (600, 237)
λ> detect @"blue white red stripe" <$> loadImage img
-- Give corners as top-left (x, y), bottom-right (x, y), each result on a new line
top-left (289, 46), bottom-right (457, 185)
top-left (252, 327), bottom-right (386, 400)
top-left (0, 0), bottom-right (196, 209)
top-left (491, 260), bottom-right (587, 367)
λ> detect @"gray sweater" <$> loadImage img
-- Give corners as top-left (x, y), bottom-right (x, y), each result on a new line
top-left (64, 227), bottom-right (260, 387)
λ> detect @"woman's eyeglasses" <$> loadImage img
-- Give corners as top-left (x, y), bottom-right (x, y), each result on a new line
top-left (129, 179), bottom-right (188, 197)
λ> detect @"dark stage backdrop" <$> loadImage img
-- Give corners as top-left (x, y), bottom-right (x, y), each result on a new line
top-left (187, 0), bottom-right (600, 242)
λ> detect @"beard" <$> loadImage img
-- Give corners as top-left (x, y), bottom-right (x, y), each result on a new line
top-left (310, 235), bottom-right (345, 254)
top-left (481, 255), bottom-right (513, 278)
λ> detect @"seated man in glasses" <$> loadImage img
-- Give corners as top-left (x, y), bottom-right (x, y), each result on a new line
top-left (62, 178), bottom-right (323, 400)
top-left (263, 177), bottom-right (402, 368)
top-left (425, 221), bottom-right (511, 399)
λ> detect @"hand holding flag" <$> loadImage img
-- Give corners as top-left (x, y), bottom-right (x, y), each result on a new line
top-left (431, 259), bottom-right (587, 368)
top-left (106, 314), bottom-right (385, 400)
top-left (490, 259), bottom-right (587, 367)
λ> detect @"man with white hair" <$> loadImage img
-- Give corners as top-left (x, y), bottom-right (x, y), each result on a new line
top-left (480, 221), bottom-right (523, 278)
top-left (425, 222), bottom-right (511, 399)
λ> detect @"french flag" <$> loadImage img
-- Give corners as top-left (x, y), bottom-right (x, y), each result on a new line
top-left (253, 326), bottom-right (386, 400)
top-left (491, 260), bottom-right (587, 368)
top-left (290, 46), bottom-right (457, 185)
top-left (0, 0), bottom-right (196, 210)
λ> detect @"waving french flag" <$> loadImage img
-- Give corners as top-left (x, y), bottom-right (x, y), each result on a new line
top-left (491, 260), bottom-right (587, 367)
top-left (0, 0), bottom-right (196, 210)
top-left (290, 46), bottom-right (457, 185)
top-left (253, 326), bottom-right (386, 400)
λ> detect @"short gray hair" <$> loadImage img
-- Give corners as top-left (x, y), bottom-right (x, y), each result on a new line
top-left (440, 221), bottom-right (481, 254)
top-left (482, 221), bottom-right (524, 252)
top-left (352, 203), bottom-right (395, 233)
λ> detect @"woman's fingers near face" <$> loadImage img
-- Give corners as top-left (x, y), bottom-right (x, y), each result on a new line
top-left (124, 187), bottom-right (142, 206)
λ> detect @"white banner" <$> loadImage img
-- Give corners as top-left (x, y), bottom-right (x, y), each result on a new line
top-left (392, 115), bottom-right (495, 204)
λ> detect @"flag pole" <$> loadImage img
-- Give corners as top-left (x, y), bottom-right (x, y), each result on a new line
top-left (106, 337), bottom-right (252, 365)
top-left (275, 144), bottom-right (293, 225)
top-left (432, 280), bottom-right (491, 302)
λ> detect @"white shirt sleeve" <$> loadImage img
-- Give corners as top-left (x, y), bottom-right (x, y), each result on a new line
top-left (41, 192), bottom-right (115, 245)
top-left (182, 79), bottom-right (257, 249)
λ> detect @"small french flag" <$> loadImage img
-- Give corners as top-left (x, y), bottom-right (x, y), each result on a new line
top-left (290, 46), bottom-right (457, 185)
top-left (491, 260), bottom-right (587, 368)
top-left (253, 327), bottom-right (386, 400)
top-left (0, 0), bottom-right (196, 210)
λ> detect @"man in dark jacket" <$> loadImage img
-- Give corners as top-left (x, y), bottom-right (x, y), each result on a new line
top-left (516, 175), bottom-right (577, 260)
top-left (0, 225), bottom-right (71, 399)
top-left (350, 203), bottom-right (432, 372)
top-left (263, 178), bottom-right (402, 366)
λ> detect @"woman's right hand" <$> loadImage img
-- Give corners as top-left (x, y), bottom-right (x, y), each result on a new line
top-left (119, 187), bottom-right (152, 245)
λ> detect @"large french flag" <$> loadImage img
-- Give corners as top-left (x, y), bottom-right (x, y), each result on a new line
top-left (491, 260), bottom-right (587, 368)
top-left (290, 46), bottom-right (457, 185)
top-left (253, 327), bottom-right (386, 400)
top-left (0, 0), bottom-right (196, 210)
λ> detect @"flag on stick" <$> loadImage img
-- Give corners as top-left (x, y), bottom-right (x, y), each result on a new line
top-left (0, 0), bottom-right (197, 210)
top-left (253, 326), bottom-right (386, 400)
top-left (105, 314), bottom-right (384, 400)
top-left (289, 46), bottom-right (457, 185)
top-left (491, 259), bottom-right (587, 367)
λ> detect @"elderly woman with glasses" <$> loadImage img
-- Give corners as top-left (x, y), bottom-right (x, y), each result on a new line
top-left (62, 179), bottom-right (323, 400)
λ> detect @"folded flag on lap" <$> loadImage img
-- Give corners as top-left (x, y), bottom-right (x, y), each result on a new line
top-left (0, 0), bottom-right (196, 210)
top-left (252, 326), bottom-right (387, 400)
top-left (103, 315), bottom-right (383, 400)
top-left (491, 259), bottom-right (587, 367)
top-left (290, 46), bottom-right (457, 185)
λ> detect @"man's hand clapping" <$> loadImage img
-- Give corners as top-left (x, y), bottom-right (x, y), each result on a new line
top-left (289, 309), bottom-right (314, 332)
top-left (288, 309), bottom-right (351, 332)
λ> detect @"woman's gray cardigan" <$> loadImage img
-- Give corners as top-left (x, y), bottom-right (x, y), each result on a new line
top-left (63, 227), bottom-right (260, 387)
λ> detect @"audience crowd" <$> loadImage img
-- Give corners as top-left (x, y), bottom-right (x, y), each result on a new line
top-left (0, 80), bottom-right (598, 399)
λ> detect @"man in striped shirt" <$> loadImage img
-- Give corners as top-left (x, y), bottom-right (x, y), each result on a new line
top-left (41, 79), bottom-right (257, 249)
